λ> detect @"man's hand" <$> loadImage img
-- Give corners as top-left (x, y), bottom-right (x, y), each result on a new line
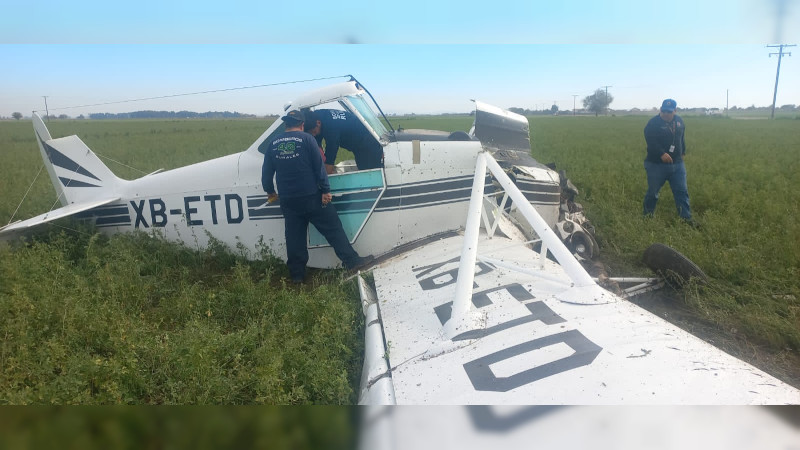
top-left (267, 193), bottom-right (279, 203)
top-left (661, 153), bottom-right (674, 164)
top-left (322, 193), bottom-right (332, 205)
top-left (325, 164), bottom-right (335, 174)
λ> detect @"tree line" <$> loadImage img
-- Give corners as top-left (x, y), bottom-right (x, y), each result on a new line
top-left (510, 86), bottom-right (799, 117)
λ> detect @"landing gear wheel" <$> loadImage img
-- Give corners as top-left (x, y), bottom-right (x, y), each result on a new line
top-left (569, 231), bottom-right (596, 260)
top-left (643, 243), bottom-right (708, 287)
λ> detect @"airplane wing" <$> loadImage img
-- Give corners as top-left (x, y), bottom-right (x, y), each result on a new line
top-left (357, 153), bottom-right (800, 405)
top-left (363, 231), bottom-right (800, 404)
top-left (0, 197), bottom-right (121, 238)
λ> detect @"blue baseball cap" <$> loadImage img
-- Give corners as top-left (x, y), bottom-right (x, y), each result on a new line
top-left (661, 99), bottom-right (677, 112)
top-left (281, 109), bottom-right (305, 123)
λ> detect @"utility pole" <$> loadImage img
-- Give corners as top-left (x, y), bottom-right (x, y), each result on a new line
top-left (601, 85), bottom-right (612, 115)
top-left (42, 96), bottom-right (50, 122)
top-left (767, 44), bottom-right (795, 119)
top-left (572, 94), bottom-right (578, 116)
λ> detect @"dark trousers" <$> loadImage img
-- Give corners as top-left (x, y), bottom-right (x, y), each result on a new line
top-left (279, 193), bottom-right (360, 280)
top-left (354, 136), bottom-right (384, 170)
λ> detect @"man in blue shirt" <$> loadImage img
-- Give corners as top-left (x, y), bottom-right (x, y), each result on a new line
top-left (642, 99), bottom-right (695, 225)
top-left (304, 109), bottom-right (383, 174)
top-left (262, 109), bottom-right (372, 283)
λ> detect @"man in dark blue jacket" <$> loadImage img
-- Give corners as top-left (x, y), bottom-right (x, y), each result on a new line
top-left (262, 109), bottom-right (371, 283)
top-left (304, 109), bottom-right (383, 174)
top-left (643, 98), bottom-right (695, 225)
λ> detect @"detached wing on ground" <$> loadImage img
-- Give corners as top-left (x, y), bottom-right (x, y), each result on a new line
top-left (357, 153), bottom-right (800, 405)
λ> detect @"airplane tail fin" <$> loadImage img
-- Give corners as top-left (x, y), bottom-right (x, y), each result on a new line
top-left (32, 113), bottom-right (123, 206)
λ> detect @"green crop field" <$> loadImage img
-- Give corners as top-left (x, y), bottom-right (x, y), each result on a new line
top-left (1, 114), bottom-right (799, 405)
top-left (530, 115), bottom-right (800, 353)
top-left (1, 118), bottom-right (366, 405)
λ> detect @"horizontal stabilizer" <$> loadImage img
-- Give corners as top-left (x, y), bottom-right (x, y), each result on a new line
top-left (0, 197), bottom-right (120, 237)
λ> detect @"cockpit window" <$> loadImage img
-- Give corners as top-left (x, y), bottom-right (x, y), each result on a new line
top-left (346, 95), bottom-right (388, 138)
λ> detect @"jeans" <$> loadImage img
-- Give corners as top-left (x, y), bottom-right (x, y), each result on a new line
top-left (643, 161), bottom-right (692, 219)
top-left (279, 193), bottom-right (360, 280)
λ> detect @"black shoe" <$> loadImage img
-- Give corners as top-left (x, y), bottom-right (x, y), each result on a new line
top-left (291, 277), bottom-right (305, 285)
top-left (346, 255), bottom-right (375, 271)
top-left (682, 217), bottom-right (701, 229)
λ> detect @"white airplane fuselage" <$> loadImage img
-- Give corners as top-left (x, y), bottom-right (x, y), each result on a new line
top-left (90, 139), bottom-right (493, 268)
top-left (3, 80), bottom-right (563, 268)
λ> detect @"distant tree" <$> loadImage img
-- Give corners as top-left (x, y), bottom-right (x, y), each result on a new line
top-left (12, 112), bottom-right (22, 120)
top-left (779, 104), bottom-right (796, 111)
top-left (58, 114), bottom-right (68, 120)
top-left (550, 104), bottom-right (559, 114)
top-left (582, 89), bottom-right (614, 117)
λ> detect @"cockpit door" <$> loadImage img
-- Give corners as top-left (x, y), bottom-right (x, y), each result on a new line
top-left (308, 168), bottom-right (385, 246)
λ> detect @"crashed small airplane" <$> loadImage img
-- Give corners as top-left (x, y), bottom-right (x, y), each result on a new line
top-left (1, 78), bottom-right (596, 262)
top-left (3, 77), bottom-right (799, 405)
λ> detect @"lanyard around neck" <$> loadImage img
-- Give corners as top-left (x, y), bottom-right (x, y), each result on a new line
top-left (663, 117), bottom-right (676, 135)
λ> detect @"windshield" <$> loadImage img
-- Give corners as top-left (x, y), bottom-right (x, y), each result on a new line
top-left (346, 95), bottom-right (389, 138)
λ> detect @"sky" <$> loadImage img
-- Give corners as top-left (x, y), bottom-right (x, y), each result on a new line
top-left (1, 0), bottom-right (798, 117)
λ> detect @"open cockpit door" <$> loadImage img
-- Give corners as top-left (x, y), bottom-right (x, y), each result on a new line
top-left (309, 168), bottom-right (385, 246)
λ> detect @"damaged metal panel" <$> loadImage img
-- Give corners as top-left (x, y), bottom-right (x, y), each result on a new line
top-left (472, 100), bottom-right (531, 152)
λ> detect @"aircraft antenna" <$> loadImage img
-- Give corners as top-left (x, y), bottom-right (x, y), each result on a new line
top-left (6, 165), bottom-right (44, 226)
top-left (92, 152), bottom-right (150, 176)
top-left (34, 75), bottom-right (352, 113)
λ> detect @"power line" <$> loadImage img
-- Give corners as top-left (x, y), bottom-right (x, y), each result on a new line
top-left (35, 75), bottom-right (352, 113)
top-left (767, 44), bottom-right (795, 119)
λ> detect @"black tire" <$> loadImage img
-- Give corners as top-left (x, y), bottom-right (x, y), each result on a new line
top-left (643, 243), bottom-right (708, 286)
top-left (448, 131), bottom-right (472, 141)
top-left (569, 231), bottom-right (595, 259)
